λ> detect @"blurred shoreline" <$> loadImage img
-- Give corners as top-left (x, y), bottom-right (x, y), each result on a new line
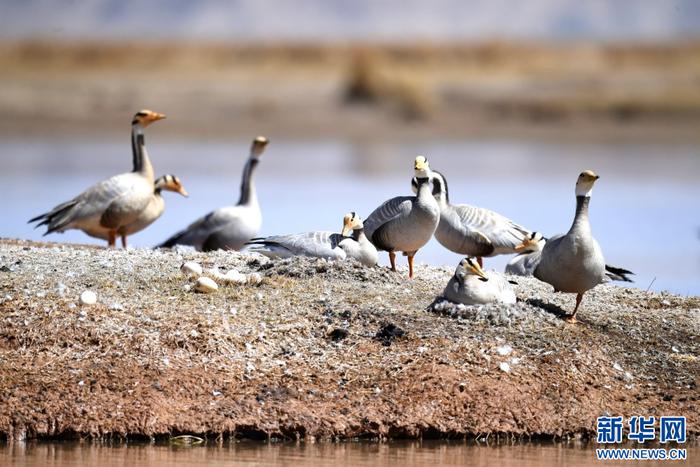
top-left (1, 40), bottom-right (699, 142)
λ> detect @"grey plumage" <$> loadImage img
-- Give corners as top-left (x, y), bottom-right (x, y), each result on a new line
top-left (29, 110), bottom-right (165, 247)
top-left (245, 213), bottom-right (378, 267)
top-left (506, 232), bottom-right (634, 283)
top-left (159, 137), bottom-right (268, 251)
top-left (412, 171), bottom-right (531, 259)
top-left (533, 170), bottom-right (614, 322)
top-left (364, 156), bottom-right (440, 278)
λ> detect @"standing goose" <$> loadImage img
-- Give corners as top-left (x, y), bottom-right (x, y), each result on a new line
top-left (245, 212), bottom-right (378, 267)
top-left (412, 170), bottom-right (531, 266)
top-left (533, 170), bottom-right (608, 323)
top-left (159, 136), bottom-right (268, 251)
top-left (57, 174), bottom-right (189, 246)
top-left (444, 257), bottom-right (516, 305)
top-left (29, 109), bottom-right (165, 247)
top-left (364, 156), bottom-right (440, 278)
top-left (508, 232), bottom-right (634, 283)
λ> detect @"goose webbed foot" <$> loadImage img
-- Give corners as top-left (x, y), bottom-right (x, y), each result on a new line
top-left (564, 292), bottom-right (584, 324)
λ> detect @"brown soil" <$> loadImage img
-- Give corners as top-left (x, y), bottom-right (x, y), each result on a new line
top-left (0, 239), bottom-right (698, 441)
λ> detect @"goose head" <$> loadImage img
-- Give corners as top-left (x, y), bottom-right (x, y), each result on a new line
top-left (456, 257), bottom-right (489, 282)
top-left (250, 136), bottom-right (269, 160)
top-left (514, 231), bottom-right (546, 252)
top-left (575, 170), bottom-right (600, 197)
top-left (341, 211), bottom-right (364, 237)
top-left (414, 155), bottom-right (432, 181)
top-left (155, 174), bottom-right (189, 197)
top-left (132, 109), bottom-right (166, 127)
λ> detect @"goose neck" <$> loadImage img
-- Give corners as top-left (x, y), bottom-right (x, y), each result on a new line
top-left (569, 195), bottom-right (591, 234)
top-left (131, 124), bottom-right (154, 181)
top-left (238, 158), bottom-right (259, 206)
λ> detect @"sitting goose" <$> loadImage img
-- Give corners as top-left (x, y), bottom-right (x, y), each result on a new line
top-left (533, 170), bottom-right (610, 323)
top-left (364, 156), bottom-right (440, 278)
top-left (245, 212), bottom-right (378, 267)
top-left (29, 109), bottom-right (165, 247)
top-left (508, 232), bottom-right (635, 283)
top-left (444, 257), bottom-right (516, 305)
top-left (159, 136), bottom-right (268, 251)
top-left (412, 171), bottom-right (531, 267)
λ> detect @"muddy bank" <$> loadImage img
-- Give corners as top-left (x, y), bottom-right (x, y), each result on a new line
top-left (0, 239), bottom-right (697, 441)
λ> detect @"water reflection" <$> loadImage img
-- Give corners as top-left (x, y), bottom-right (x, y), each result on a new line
top-left (1, 138), bottom-right (698, 295)
top-left (6, 440), bottom-right (692, 466)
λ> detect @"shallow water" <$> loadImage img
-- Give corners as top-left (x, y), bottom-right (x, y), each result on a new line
top-left (1, 137), bottom-right (698, 295)
top-left (2, 440), bottom-right (694, 466)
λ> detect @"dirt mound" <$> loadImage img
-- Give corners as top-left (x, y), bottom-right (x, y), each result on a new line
top-left (0, 239), bottom-right (697, 441)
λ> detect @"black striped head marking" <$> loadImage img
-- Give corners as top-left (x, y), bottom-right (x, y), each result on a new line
top-left (132, 109), bottom-right (166, 126)
top-left (155, 174), bottom-right (188, 196)
top-left (462, 257), bottom-right (488, 281)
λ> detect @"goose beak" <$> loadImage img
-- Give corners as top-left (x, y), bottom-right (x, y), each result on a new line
top-left (177, 186), bottom-right (189, 197)
top-left (514, 238), bottom-right (531, 251)
top-left (414, 156), bottom-right (428, 171)
top-left (152, 112), bottom-right (166, 121)
top-left (469, 261), bottom-right (489, 280)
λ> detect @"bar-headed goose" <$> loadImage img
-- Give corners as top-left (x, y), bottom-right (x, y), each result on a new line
top-left (159, 136), bottom-right (268, 251)
top-left (533, 170), bottom-right (614, 323)
top-left (119, 174), bottom-right (188, 239)
top-left (29, 109), bottom-right (165, 247)
top-left (508, 231), bottom-right (634, 284)
top-left (412, 170), bottom-right (530, 266)
top-left (364, 156), bottom-right (440, 278)
top-left (60, 174), bottom-right (188, 246)
top-left (444, 257), bottom-right (516, 305)
top-left (505, 231), bottom-right (546, 276)
top-left (245, 212), bottom-right (378, 267)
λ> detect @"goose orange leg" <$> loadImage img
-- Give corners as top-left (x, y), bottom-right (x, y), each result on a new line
top-left (477, 257), bottom-right (483, 268)
top-left (121, 235), bottom-right (128, 249)
top-left (565, 293), bottom-right (584, 323)
top-left (389, 251), bottom-right (397, 272)
top-left (407, 252), bottom-right (415, 279)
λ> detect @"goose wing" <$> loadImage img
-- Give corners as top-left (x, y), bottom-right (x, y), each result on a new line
top-left (29, 172), bottom-right (143, 234)
top-left (363, 196), bottom-right (413, 242)
top-left (450, 203), bottom-right (530, 254)
top-left (245, 231), bottom-right (346, 260)
top-left (159, 206), bottom-right (240, 249)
